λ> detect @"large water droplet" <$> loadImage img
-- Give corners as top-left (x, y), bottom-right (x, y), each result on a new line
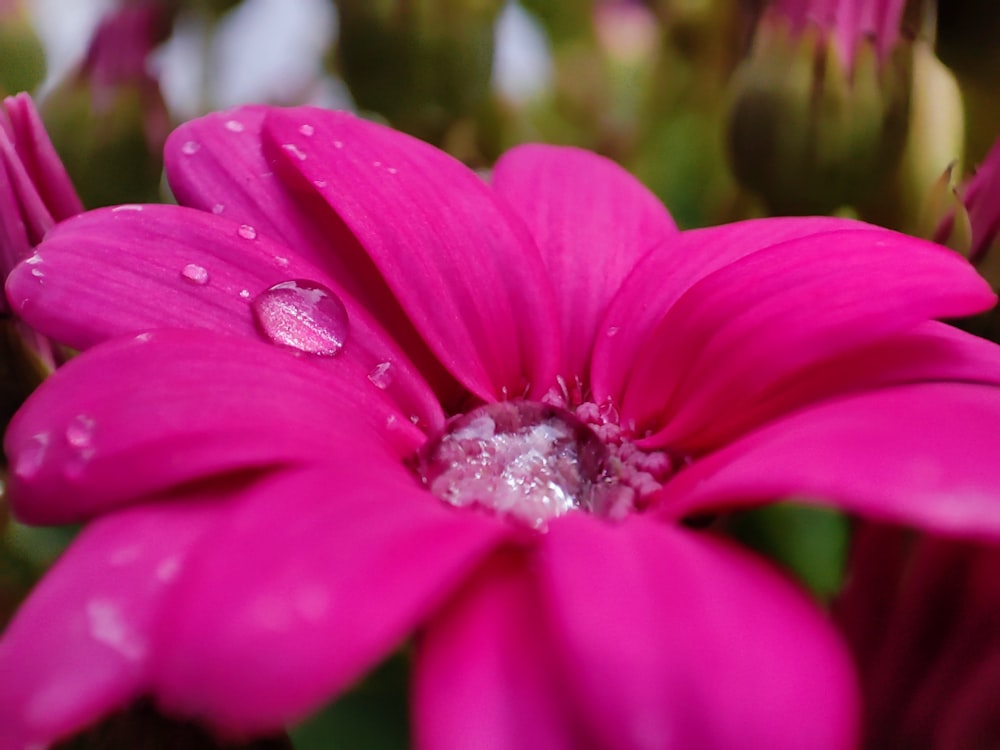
top-left (181, 263), bottom-right (209, 285)
top-left (368, 361), bottom-right (394, 389)
top-left (416, 402), bottom-right (630, 530)
top-left (252, 280), bottom-right (349, 356)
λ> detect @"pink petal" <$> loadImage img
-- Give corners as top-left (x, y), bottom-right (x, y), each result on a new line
top-left (623, 229), bottom-right (995, 448)
top-left (535, 515), bottom-right (859, 750)
top-left (262, 107), bottom-right (561, 402)
top-left (592, 216), bottom-right (870, 405)
top-left (491, 144), bottom-right (676, 382)
top-left (6, 204), bottom-right (443, 429)
top-left (413, 551), bottom-right (583, 750)
top-left (0, 495), bottom-right (230, 750)
top-left (669, 321), bottom-right (1000, 451)
top-left (657, 383), bottom-right (1000, 539)
top-left (152, 465), bottom-right (510, 736)
top-left (5, 329), bottom-right (424, 524)
top-left (165, 107), bottom-right (460, 401)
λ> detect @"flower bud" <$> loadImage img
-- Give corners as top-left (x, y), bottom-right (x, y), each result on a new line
top-left (333, 0), bottom-right (504, 145)
top-left (726, 4), bottom-right (913, 214)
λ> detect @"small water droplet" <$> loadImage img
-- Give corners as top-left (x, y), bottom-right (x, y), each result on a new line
top-left (24, 253), bottom-right (42, 265)
top-left (212, 203), bottom-right (225, 215)
top-left (181, 263), bottom-right (209, 285)
top-left (224, 119), bottom-right (245, 132)
top-left (30, 267), bottom-right (44, 279)
top-left (313, 179), bottom-right (327, 188)
top-left (606, 326), bottom-right (620, 337)
top-left (111, 204), bottom-right (144, 213)
top-left (298, 123), bottom-right (315, 136)
top-left (332, 140), bottom-right (344, 149)
top-left (239, 289), bottom-right (250, 299)
top-left (367, 361), bottom-right (393, 389)
top-left (238, 224), bottom-right (257, 240)
top-left (66, 414), bottom-right (96, 449)
top-left (282, 143), bottom-right (307, 161)
top-left (274, 256), bottom-right (290, 269)
top-left (181, 140), bottom-right (200, 156)
top-left (252, 279), bottom-right (349, 357)
top-left (373, 160), bottom-right (382, 168)
top-left (15, 432), bottom-right (49, 479)
top-left (135, 332), bottom-right (153, 343)
top-left (387, 167), bottom-right (398, 175)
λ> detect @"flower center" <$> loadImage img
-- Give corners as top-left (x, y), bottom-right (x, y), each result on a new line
top-left (415, 400), bottom-right (673, 530)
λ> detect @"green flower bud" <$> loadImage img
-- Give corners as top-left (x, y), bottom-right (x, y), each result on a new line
top-left (726, 14), bottom-right (912, 215)
top-left (333, 0), bottom-right (504, 145)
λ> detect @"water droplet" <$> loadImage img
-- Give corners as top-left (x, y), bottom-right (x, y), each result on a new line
top-left (387, 167), bottom-right (398, 175)
top-left (181, 140), bottom-right (200, 155)
top-left (66, 414), bottom-right (95, 449)
top-left (239, 289), bottom-right (250, 299)
top-left (282, 143), bottom-right (307, 161)
top-left (15, 432), bottom-right (49, 479)
top-left (212, 203), bottom-right (225, 215)
top-left (111, 204), bottom-right (144, 213)
top-left (367, 361), bottom-right (393, 389)
top-left (86, 599), bottom-right (146, 661)
top-left (332, 140), bottom-right (344, 149)
top-left (274, 256), bottom-right (289, 269)
top-left (224, 119), bottom-right (244, 132)
top-left (252, 279), bottom-right (349, 357)
top-left (606, 326), bottom-right (620, 337)
top-left (24, 253), bottom-right (42, 265)
top-left (417, 402), bottom-right (624, 530)
top-left (298, 123), bottom-right (315, 136)
top-left (313, 179), bottom-right (328, 188)
top-left (373, 160), bottom-right (382, 168)
top-left (181, 263), bottom-right (209, 285)
top-left (30, 267), bottom-right (44, 279)
top-left (238, 224), bottom-right (257, 240)
top-left (135, 332), bottom-right (153, 343)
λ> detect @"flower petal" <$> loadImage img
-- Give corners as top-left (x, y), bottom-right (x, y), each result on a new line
top-left (491, 144), bottom-right (676, 381)
top-left (5, 329), bottom-right (423, 524)
top-left (625, 229), bottom-right (995, 449)
top-left (165, 107), bottom-right (460, 400)
top-left (261, 107), bottom-right (560, 401)
top-left (413, 551), bottom-right (582, 750)
top-left (658, 383), bottom-right (1000, 539)
top-left (0, 496), bottom-right (229, 750)
top-left (591, 216), bottom-right (870, 404)
top-left (535, 515), bottom-right (859, 750)
top-left (152, 465), bottom-right (510, 736)
top-left (7, 204), bottom-right (443, 428)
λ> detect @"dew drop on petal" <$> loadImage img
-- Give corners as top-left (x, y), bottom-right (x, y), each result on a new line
top-left (298, 123), bottom-right (315, 136)
top-left (65, 414), bottom-right (96, 449)
top-left (387, 167), bottom-right (398, 175)
top-left (111, 204), bottom-right (143, 213)
top-left (368, 361), bottom-right (393, 389)
top-left (252, 279), bottom-right (349, 356)
top-left (332, 140), bottom-right (343, 149)
top-left (15, 432), bottom-right (50, 479)
top-left (275, 256), bottom-right (290, 269)
top-left (181, 140), bottom-right (200, 156)
top-left (224, 119), bottom-right (244, 132)
top-left (212, 203), bottom-right (225, 215)
top-left (181, 263), bottom-right (209, 285)
top-left (606, 326), bottom-right (620, 337)
top-left (238, 224), bottom-right (257, 240)
top-left (282, 143), bottom-right (307, 161)
top-left (86, 599), bottom-right (146, 661)
top-left (30, 267), bottom-right (44, 279)
top-left (313, 179), bottom-right (327, 188)
top-left (239, 289), bottom-right (250, 299)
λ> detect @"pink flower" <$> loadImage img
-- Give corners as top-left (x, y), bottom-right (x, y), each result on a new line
top-left (834, 522), bottom-right (1000, 748)
top-left (3, 106), bottom-right (1000, 749)
top-left (766, 0), bottom-right (908, 66)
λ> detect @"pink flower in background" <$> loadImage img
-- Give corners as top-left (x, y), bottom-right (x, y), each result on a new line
top-left (3, 105), bottom-right (1000, 749)
top-left (766, 0), bottom-right (908, 65)
top-left (834, 522), bottom-right (1000, 749)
